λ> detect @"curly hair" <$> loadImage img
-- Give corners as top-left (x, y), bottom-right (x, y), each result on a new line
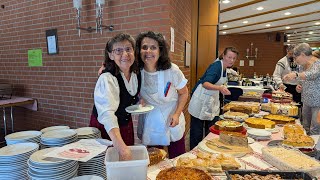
top-left (135, 31), bottom-right (171, 71)
top-left (103, 33), bottom-right (139, 75)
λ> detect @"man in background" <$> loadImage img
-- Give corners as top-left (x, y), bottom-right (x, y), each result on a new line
top-left (272, 45), bottom-right (301, 103)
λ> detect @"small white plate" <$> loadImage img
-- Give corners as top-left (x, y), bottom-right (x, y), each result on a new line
top-left (247, 129), bottom-right (271, 137)
top-left (125, 104), bottom-right (154, 114)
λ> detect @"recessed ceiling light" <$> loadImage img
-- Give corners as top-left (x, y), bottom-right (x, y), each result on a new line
top-left (222, 0), bottom-right (230, 4)
top-left (222, 25), bottom-right (228, 28)
top-left (287, 40), bottom-right (291, 42)
top-left (309, 31), bottom-right (314, 34)
top-left (266, 24), bottom-right (271, 27)
top-left (315, 22), bottom-right (320, 25)
top-left (287, 44), bottom-right (291, 45)
top-left (305, 38), bottom-right (309, 41)
top-left (242, 21), bottom-right (248, 24)
top-left (285, 26), bottom-right (291, 29)
top-left (287, 34), bottom-right (291, 37)
top-left (284, 12), bottom-right (291, 16)
top-left (222, 31), bottom-right (227, 34)
top-left (256, 7), bottom-right (264, 11)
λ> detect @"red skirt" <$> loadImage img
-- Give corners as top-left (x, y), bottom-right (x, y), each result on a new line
top-left (89, 114), bottom-right (134, 146)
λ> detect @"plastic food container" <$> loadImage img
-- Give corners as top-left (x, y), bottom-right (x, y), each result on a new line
top-left (105, 146), bottom-right (149, 180)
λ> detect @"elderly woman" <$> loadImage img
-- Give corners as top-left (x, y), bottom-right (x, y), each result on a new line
top-left (283, 43), bottom-right (320, 135)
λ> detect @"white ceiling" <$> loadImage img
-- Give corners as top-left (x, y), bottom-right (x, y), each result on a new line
top-left (219, 0), bottom-right (320, 45)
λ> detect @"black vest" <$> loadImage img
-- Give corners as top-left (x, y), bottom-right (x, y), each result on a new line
top-left (92, 72), bottom-right (141, 126)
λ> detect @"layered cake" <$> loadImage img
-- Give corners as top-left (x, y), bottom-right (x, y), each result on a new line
top-left (270, 103), bottom-right (298, 116)
top-left (214, 120), bottom-right (243, 132)
top-left (223, 111), bottom-right (249, 121)
top-left (245, 117), bottom-right (276, 129)
top-left (148, 147), bottom-right (166, 166)
top-left (261, 103), bottom-right (271, 112)
top-left (283, 124), bottom-right (305, 138)
top-left (219, 131), bottom-right (248, 147)
top-left (283, 134), bottom-right (314, 147)
top-left (229, 106), bottom-right (253, 115)
top-left (263, 114), bottom-right (295, 124)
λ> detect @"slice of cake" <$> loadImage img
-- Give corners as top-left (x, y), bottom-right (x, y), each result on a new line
top-left (148, 147), bottom-right (166, 166)
top-left (219, 131), bottom-right (248, 147)
top-left (271, 103), bottom-right (298, 117)
top-left (245, 117), bottom-right (276, 129)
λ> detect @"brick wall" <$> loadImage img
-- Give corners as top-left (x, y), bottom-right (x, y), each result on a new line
top-left (0, 0), bottom-right (191, 139)
top-left (219, 33), bottom-right (285, 77)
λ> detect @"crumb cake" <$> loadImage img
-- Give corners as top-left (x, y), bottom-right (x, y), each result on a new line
top-left (223, 101), bottom-right (260, 114)
top-left (283, 124), bottom-right (305, 138)
top-left (219, 131), bottom-right (248, 147)
top-left (245, 117), bottom-right (276, 129)
top-left (263, 114), bottom-right (295, 124)
top-left (214, 120), bottom-right (243, 132)
top-left (156, 167), bottom-right (211, 180)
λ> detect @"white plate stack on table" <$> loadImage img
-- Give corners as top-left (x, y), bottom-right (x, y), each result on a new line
top-left (247, 129), bottom-right (272, 140)
top-left (70, 175), bottom-right (104, 180)
top-left (27, 147), bottom-right (78, 180)
top-left (5, 130), bottom-right (42, 145)
top-left (75, 127), bottom-right (101, 140)
top-left (77, 151), bottom-right (106, 179)
top-left (40, 126), bottom-right (70, 133)
top-left (40, 129), bottom-right (78, 149)
top-left (0, 142), bottom-right (39, 179)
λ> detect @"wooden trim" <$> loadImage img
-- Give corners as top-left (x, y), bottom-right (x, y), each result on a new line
top-left (221, 0), bottom-right (319, 24)
top-left (223, 10), bottom-right (320, 31)
top-left (235, 18), bottom-right (320, 34)
top-left (220, 0), bottom-right (266, 13)
top-left (191, 0), bottom-right (199, 89)
top-left (286, 27), bottom-right (320, 34)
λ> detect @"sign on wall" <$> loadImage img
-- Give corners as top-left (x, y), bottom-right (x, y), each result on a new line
top-left (28, 49), bottom-right (43, 67)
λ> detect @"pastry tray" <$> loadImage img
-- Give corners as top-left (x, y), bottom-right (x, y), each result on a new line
top-left (225, 170), bottom-right (316, 180)
top-left (262, 146), bottom-right (320, 177)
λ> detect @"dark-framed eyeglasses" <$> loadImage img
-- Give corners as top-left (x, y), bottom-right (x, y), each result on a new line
top-left (141, 45), bottom-right (159, 51)
top-left (112, 47), bottom-right (134, 55)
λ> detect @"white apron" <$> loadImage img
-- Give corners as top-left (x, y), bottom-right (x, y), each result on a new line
top-left (138, 69), bottom-right (185, 146)
top-left (188, 61), bottom-right (227, 120)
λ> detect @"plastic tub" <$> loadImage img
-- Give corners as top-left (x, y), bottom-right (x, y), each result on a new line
top-left (105, 146), bottom-right (149, 180)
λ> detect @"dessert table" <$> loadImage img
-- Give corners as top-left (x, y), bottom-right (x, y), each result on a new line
top-left (146, 124), bottom-right (320, 180)
top-left (228, 85), bottom-right (267, 94)
top-left (0, 96), bottom-right (37, 135)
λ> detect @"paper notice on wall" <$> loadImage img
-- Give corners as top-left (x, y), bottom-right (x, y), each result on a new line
top-left (239, 60), bottom-right (244, 66)
top-left (170, 27), bottom-right (174, 52)
top-left (28, 49), bottom-right (43, 67)
top-left (249, 60), bottom-right (254, 66)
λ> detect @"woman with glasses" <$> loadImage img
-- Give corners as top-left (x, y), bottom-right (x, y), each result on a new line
top-left (136, 31), bottom-right (189, 158)
top-left (188, 47), bottom-right (238, 149)
top-left (90, 33), bottom-right (140, 160)
top-left (283, 43), bottom-right (320, 135)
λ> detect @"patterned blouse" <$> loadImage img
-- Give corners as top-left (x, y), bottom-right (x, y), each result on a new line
top-left (301, 59), bottom-right (320, 107)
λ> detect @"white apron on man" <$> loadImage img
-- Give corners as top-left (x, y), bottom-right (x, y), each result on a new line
top-left (188, 61), bottom-right (227, 120)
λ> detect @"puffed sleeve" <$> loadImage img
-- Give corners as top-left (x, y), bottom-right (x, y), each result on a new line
top-left (171, 63), bottom-right (188, 90)
top-left (94, 73), bottom-right (120, 133)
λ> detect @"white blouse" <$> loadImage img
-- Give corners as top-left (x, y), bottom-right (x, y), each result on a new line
top-left (94, 72), bottom-right (138, 133)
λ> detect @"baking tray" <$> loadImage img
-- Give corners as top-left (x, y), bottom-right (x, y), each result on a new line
top-left (226, 170), bottom-right (316, 180)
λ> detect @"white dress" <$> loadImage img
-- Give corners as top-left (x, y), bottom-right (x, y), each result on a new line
top-left (139, 63), bottom-right (188, 146)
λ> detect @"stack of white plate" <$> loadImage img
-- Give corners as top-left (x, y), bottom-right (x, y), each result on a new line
top-left (40, 129), bottom-right (78, 149)
top-left (70, 175), bottom-right (104, 180)
top-left (27, 147), bottom-right (78, 180)
top-left (75, 127), bottom-right (101, 139)
top-left (247, 129), bottom-right (272, 140)
top-left (0, 142), bottom-right (39, 179)
top-left (40, 126), bottom-right (70, 133)
top-left (78, 151), bottom-right (106, 179)
top-left (5, 130), bottom-right (42, 145)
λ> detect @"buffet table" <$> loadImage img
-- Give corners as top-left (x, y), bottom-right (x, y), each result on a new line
top-left (146, 125), bottom-right (320, 180)
top-left (228, 85), bottom-right (267, 94)
top-left (0, 96), bottom-right (37, 135)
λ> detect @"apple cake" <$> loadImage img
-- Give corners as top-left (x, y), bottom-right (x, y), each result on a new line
top-left (283, 124), bottom-right (305, 138)
top-left (283, 134), bottom-right (314, 147)
top-left (245, 117), bottom-right (276, 129)
top-left (219, 131), bottom-right (248, 147)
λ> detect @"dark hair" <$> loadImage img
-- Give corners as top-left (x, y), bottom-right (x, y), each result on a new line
top-left (103, 33), bottom-right (139, 75)
top-left (222, 47), bottom-right (239, 56)
top-left (135, 31), bottom-right (171, 71)
top-left (287, 44), bottom-right (295, 51)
